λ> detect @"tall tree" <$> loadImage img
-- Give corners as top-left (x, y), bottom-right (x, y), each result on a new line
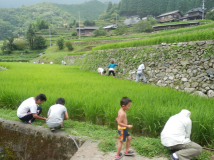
top-left (26, 24), bottom-right (36, 49)
top-left (107, 2), bottom-right (113, 13)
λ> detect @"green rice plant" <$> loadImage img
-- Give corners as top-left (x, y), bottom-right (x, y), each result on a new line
top-left (93, 29), bottom-right (214, 50)
top-left (1, 62), bottom-right (214, 147)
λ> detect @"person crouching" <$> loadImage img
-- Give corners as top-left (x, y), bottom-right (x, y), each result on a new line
top-left (46, 98), bottom-right (69, 132)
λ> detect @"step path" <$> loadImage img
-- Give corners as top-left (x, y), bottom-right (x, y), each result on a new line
top-left (70, 140), bottom-right (168, 160)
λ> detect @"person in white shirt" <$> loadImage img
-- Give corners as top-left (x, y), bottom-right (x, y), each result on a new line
top-left (161, 109), bottom-right (202, 160)
top-left (135, 63), bottom-right (147, 83)
top-left (97, 68), bottom-right (106, 75)
top-left (17, 94), bottom-right (47, 123)
top-left (46, 98), bottom-right (69, 132)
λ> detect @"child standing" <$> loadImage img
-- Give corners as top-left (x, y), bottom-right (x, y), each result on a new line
top-left (115, 97), bottom-right (134, 160)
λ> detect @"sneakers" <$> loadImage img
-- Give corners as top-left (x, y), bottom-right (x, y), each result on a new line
top-left (124, 151), bottom-right (134, 156)
top-left (60, 125), bottom-right (64, 129)
top-left (51, 128), bottom-right (55, 132)
top-left (115, 153), bottom-right (123, 160)
top-left (170, 154), bottom-right (179, 160)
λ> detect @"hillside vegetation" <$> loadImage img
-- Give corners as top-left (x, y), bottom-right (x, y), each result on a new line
top-left (118, 0), bottom-right (214, 18)
top-left (0, 0), bottom-right (106, 40)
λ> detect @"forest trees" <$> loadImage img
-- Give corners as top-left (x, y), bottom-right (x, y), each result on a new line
top-left (83, 20), bottom-right (96, 26)
top-left (206, 10), bottom-right (214, 21)
top-left (118, 0), bottom-right (214, 18)
top-left (99, 2), bottom-right (119, 23)
top-left (33, 18), bottom-right (49, 31)
top-left (1, 36), bottom-right (15, 53)
top-left (26, 23), bottom-right (47, 50)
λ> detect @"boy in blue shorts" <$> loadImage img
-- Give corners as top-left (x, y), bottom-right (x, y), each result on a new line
top-left (115, 97), bottom-right (134, 160)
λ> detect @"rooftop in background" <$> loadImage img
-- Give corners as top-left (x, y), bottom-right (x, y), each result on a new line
top-left (124, 15), bottom-right (141, 26)
top-left (157, 10), bottom-right (183, 18)
top-left (103, 24), bottom-right (117, 29)
top-left (76, 27), bottom-right (99, 30)
top-left (185, 8), bottom-right (203, 14)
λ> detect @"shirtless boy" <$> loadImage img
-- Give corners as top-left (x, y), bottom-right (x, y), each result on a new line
top-left (115, 97), bottom-right (134, 160)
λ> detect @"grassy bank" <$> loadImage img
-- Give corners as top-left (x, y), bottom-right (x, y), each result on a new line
top-left (1, 63), bottom-right (214, 148)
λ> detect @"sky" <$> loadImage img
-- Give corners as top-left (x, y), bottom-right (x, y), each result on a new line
top-left (0, 0), bottom-right (120, 8)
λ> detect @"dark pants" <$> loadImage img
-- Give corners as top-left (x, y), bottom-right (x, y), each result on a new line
top-left (19, 107), bottom-right (42, 123)
top-left (108, 70), bottom-right (115, 76)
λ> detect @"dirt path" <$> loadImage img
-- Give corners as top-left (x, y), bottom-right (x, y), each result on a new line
top-left (70, 141), bottom-right (168, 160)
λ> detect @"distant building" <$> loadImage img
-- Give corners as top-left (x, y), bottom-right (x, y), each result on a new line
top-left (124, 15), bottom-right (141, 26)
top-left (211, 7), bottom-right (214, 12)
top-left (103, 24), bottom-right (117, 32)
top-left (153, 22), bottom-right (199, 31)
top-left (180, 8), bottom-right (203, 21)
top-left (76, 27), bottom-right (99, 36)
top-left (157, 10), bottom-right (183, 23)
top-left (142, 17), bottom-right (147, 21)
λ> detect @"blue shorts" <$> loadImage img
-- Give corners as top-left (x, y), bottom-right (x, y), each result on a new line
top-left (118, 126), bottom-right (130, 142)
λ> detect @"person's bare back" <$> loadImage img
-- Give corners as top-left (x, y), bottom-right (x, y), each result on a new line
top-left (117, 108), bottom-right (128, 127)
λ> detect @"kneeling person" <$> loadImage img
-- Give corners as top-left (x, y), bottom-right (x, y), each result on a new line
top-left (46, 98), bottom-right (69, 131)
top-left (17, 94), bottom-right (47, 123)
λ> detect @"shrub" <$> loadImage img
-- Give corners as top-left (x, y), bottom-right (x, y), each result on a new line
top-left (93, 27), bottom-right (107, 37)
top-left (205, 11), bottom-right (214, 21)
top-left (14, 41), bottom-right (28, 50)
top-left (114, 24), bottom-right (127, 35)
top-left (133, 20), bottom-right (153, 33)
top-left (65, 41), bottom-right (74, 51)
top-left (57, 37), bottom-right (64, 50)
top-left (71, 31), bottom-right (77, 36)
top-left (34, 36), bottom-right (47, 50)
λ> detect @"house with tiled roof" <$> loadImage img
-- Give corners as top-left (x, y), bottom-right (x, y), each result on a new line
top-left (157, 10), bottom-right (183, 23)
top-left (180, 8), bottom-right (203, 21)
top-left (76, 27), bottom-right (99, 36)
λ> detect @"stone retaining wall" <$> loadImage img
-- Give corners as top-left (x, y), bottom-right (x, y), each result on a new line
top-left (80, 40), bottom-right (214, 97)
top-left (0, 118), bottom-right (84, 160)
top-left (65, 55), bottom-right (86, 66)
top-left (71, 38), bottom-right (141, 46)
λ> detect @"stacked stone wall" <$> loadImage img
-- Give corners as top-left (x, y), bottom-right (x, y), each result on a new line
top-left (79, 40), bottom-right (214, 97)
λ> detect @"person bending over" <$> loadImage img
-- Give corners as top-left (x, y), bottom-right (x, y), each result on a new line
top-left (161, 109), bottom-right (202, 160)
top-left (108, 61), bottom-right (119, 77)
top-left (46, 98), bottom-right (69, 132)
top-left (17, 94), bottom-right (47, 123)
top-left (97, 67), bottom-right (106, 75)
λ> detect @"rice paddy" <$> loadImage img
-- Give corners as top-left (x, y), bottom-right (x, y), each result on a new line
top-left (1, 62), bottom-right (214, 147)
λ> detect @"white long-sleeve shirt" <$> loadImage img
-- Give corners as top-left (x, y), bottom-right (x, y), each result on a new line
top-left (161, 109), bottom-right (192, 147)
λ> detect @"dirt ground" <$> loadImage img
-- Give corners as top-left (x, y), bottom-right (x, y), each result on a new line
top-left (70, 140), bottom-right (168, 160)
